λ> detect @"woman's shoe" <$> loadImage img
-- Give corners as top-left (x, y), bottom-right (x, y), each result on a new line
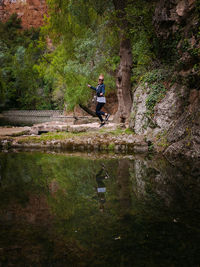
top-left (99, 122), bottom-right (105, 128)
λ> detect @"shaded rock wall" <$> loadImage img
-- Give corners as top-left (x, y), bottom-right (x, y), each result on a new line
top-left (0, 0), bottom-right (47, 28)
top-left (129, 0), bottom-right (200, 158)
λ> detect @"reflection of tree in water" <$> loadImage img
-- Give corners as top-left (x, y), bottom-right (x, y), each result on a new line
top-left (0, 153), bottom-right (200, 266)
top-left (117, 159), bottom-right (132, 217)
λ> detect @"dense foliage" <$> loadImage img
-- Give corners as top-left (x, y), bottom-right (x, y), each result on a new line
top-left (0, 14), bottom-right (56, 110)
top-left (39, 0), bottom-right (118, 110)
top-left (0, 1), bottom-right (159, 111)
top-left (40, 0), bottom-right (157, 110)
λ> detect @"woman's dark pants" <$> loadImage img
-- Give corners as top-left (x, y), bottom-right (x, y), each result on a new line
top-left (96, 102), bottom-right (105, 122)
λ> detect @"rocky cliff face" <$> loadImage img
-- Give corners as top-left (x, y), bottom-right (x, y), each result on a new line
top-left (0, 0), bottom-right (47, 28)
top-left (129, 0), bottom-right (200, 158)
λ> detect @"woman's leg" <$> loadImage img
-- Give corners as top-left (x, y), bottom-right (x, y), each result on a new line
top-left (96, 102), bottom-right (105, 122)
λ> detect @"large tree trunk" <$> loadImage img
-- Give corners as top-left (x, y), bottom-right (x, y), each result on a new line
top-left (115, 35), bottom-right (133, 123)
top-left (113, 0), bottom-right (133, 123)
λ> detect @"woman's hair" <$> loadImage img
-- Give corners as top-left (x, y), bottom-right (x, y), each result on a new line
top-left (99, 74), bottom-right (104, 80)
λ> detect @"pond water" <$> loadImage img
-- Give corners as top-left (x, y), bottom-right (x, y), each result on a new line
top-left (0, 118), bottom-right (33, 127)
top-left (0, 152), bottom-right (199, 266)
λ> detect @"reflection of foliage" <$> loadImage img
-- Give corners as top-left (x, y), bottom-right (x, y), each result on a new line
top-left (0, 152), bottom-right (199, 266)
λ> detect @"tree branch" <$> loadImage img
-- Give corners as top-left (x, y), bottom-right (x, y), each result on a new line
top-left (79, 104), bottom-right (97, 117)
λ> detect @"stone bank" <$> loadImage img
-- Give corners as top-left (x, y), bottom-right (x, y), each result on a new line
top-left (0, 121), bottom-right (149, 154)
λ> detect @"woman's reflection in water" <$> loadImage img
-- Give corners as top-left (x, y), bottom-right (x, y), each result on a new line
top-left (96, 164), bottom-right (109, 212)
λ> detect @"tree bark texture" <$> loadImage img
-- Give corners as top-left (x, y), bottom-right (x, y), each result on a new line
top-left (115, 36), bottom-right (133, 123)
top-left (113, 0), bottom-right (133, 123)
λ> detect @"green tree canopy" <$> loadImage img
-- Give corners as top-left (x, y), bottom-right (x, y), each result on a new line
top-left (0, 14), bottom-right (54, 110)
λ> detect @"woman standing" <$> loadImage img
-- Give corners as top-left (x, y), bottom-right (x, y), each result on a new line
top-left (88, 74), bottom-right (110, 127)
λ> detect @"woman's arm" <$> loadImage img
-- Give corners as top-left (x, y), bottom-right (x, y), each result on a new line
top-left (88, 84), bottom-right (96, 91)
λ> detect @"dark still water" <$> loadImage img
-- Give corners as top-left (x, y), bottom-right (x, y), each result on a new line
top-left (0, 152), bottom-right (199, 267)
